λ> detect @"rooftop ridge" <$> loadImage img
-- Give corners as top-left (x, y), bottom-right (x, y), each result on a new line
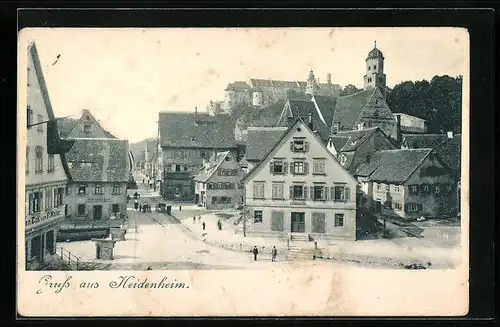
top-left (247, 126), bottom-right (288, 131)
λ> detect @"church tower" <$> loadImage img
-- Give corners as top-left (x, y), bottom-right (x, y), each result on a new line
top-left (305, 70), bottom-right (318, 96)
top-left (363, 41), bottom-right (387, 90)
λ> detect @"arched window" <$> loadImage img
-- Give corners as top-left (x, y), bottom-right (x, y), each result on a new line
top-left (35, 146), bottom-right (43, 173)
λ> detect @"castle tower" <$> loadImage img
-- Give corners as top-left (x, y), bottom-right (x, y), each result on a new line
top-left (305, 70), bottom-right (318, 96)
top-left (363, 41), bottom-right (387, 90)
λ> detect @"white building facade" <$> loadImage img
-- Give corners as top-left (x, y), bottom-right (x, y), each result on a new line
top-left (242, 119), bottom-right (358, 241)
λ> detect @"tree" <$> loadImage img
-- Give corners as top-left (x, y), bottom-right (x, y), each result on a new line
top-left (286, 88), bottom-right (309, 100)
top-left (340, 84), bottom-right (361, 96)
top-left (386, 75), bottom-right (462, 134)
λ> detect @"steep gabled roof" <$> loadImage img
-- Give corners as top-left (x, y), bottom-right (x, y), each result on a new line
top-left (246, 127), bottom-right (288, 161)
top-left (65, 139), bottom-right (129, 182)
top-left (331, 88), bottom-right (374, 130)
top-left (194, 151), bottom-right (231, 182)
top-left (242, 118), bottom-right (358, 185)
top-left (63, 109), bottom-right (117, 139)
top-left (277, 100), bottom-right (331, 142)
top-left (333, 127), bottom-right (379, 152)
top-left (354, 148), bottom-right (433, 184)
top-left (28, 42), bottom-right (74, 179)
top-left (312, 95), bottom-right (337, 126)
top-left (159, 112), bottom-right (236, 148)
top-left (402, 134), bottom-right (461, 172)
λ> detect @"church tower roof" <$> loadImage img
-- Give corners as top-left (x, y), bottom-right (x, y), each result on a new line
top-left (366, 41), bottom-right (384, 60)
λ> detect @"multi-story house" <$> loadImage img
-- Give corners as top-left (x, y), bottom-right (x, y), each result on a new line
top-left (57, 109), bottom-right (116, 139)
top-left (24, 42), bottom-right (74, 269)
top-left (64, 139), bottom-right (130, 224)
top-left (158, 111), bottom-right (237, 201)
top-left (241, 118), bottom-right (358, 241)
top-left (354, 148), bottom-right (458, 219)
top-left (194, 150), bottom-right (245, 209)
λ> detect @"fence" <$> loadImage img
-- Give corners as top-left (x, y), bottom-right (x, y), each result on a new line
top-left (56, 246), bottom-right (81, 270)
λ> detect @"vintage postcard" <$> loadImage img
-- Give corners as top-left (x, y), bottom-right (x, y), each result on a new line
top-left (17, 27), bottom-right (469, 317)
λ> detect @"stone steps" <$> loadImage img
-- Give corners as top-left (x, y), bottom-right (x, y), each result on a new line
top-left (290, 233), bottom-right (310, 242)
top-left (286, 244), bottom-right (322, 261)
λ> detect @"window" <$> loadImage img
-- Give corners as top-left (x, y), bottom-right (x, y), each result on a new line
top-left (368, 77), bottom-right (372, 83)
top-left (409, 185), bottom-right (419, 195)
top-left (112, 184), bottom-right (121, 195)
top-left (291, 161), bottom-right (308, 174)
top-left (376, 183), bottom-right (380, 190)
top-left (112, 204), bottom-right (120, 213)
top-left (368, 66), bottom-right (371, 70)
top-left (340, 155), bottom-right (346, 166)
top-left (270, 160), bottom-right (286, 174)
top-left (332, 185), bottom-right (349, 201)
top-left (373, 65), bottom-right (377, 70)
top-left (253, 182), bottom-right (265, 199)
top-left (47, 154), bottom-right (55, 172)
top-left (271, 211), bottom-right (284, 231)
top-left (29, 191), bottom-right (43, 214)
top-left (394, 185), bottom-right (400, 192)
top-left (290, 138), bottom-right (308, 152)
top-left (25, 147), bottom-right (29, 173)
top-left (386, 184), bottom-right (390, 191)
top-left (313, 159), bottom-right (326, 174)
top-left (334, 213), bottom-right (344, 227)
top-left (78, 204), bottom-right (86, 216)
top-left (212, 196), bottom-right (232, 205)
top-left (421, 184), bottom-right (430, 195)
top-left (291, 185), bottom-right (305, 200)
top-left (35, 146), bottom-right (43, 173)
top-left (313, 186), bottom-right (326, 200)
top-left (84, 124), bottom-right (92, 134)
top-left (37, 114), bottom-right (44, 132)
top-left (272, 183), bottom-right (284, 199)
top-left (224, 156), bottom-right (231, 161)
top-left (208, 183), bottom-right (214, 190)
top-left (312, 212), bottom-right (326, 233)
top-left (94, 183), bottom-right (103, 194)
top-left (45, 188), bottom-right (53, 210)
top-left (175, 164), bottom-right (181, 172)
top-left (393, 202), bottom-right (402, 211)
top-left (406, 203), bottom-right (421, 212)
top-left (434, 184), bottom-right (441, 194)
top-left (54, 188), bottom-right (64, 207)
top-left (78, 184), bottom-right (87, 195)
top-left (27, 106), bottom-right (33, 128)
top-left (66, 185), bottom-right (72, 195)
top-left (253, 210), bottom-right (263, 223)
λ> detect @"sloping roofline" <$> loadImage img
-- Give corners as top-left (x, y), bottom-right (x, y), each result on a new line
top-left (241, 117), bottom-right (358, 185)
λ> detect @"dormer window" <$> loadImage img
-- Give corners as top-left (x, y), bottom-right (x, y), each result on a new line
top-left (84, 124), bottom-right (92, 134)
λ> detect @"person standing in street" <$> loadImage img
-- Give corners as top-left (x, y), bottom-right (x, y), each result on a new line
top-left (179, 205), bottom-right (182, 211)
top-left (193, 215), bottom-right (196, 224)
top-left (202, 221), bottom-right (206, 230)
top-left (252, 246), bottom-right (259, 261)
top-left (198, 215), bottom-right (201, 223)
top-left (271, 246), bottom-right (277, 262)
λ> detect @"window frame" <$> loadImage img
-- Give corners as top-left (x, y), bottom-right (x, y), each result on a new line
top-left (312, 158), bottom-right (326, 175)
top-left (78, 184), bottom-right (87, 195)
top-left (27, 106), bottom-right (33, 128)
top-left (272, 183), bottom-right (284, 200)
top-left (47, 154), bottom-right (55, 172)
top-left (37, 114), bottom-right (44, 132)
top-left (112, 184), bottom-right (121, 195)
top-left (94, 183), bottom-right (104, 195)
top-left (34, 146), bottom-right (43, 173)
top-left (311, 212), bottom-right (326, 233)
top-left (334, 213), bottom-right (345, 227)
top-left (77, 204), bottom-right (86, 216)
top-left (253, 210), bottom-right (263, 223)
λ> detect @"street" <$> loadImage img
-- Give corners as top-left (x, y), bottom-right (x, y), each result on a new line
top-left (58, 176), bottom-right (326, 270)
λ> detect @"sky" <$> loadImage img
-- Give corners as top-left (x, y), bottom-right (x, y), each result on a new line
top-left (20, 27), bottom-right (468, 142)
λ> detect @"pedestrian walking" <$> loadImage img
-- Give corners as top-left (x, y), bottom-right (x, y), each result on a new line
top-left (139, 203), bottom-right (143, 212)
top-left (252, 246), bottom-right (259, 261)
top-left (179, 205), bottom-right (182, 211)
top-left (126, 194), bottom-right (130, 203)
top-left (148, 205), bottom-right (152, 213)
top-left (202, 221), bottom-right (206, 230)
top-left (271, 246), bottom-right (277, 262)
top-left (134, 200), bottom-right (139, 211)
top-left (193, 215), bottom-right (196, 224)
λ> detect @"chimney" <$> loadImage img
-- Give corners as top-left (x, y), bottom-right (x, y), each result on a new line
top-left (396, 114), bottom-right (402, 147)
top-left (308, 112), bottom-right (313, 130)
top-left (447, 131), bottom-right (453, 138)
top-left (326, 73), bottom-right (332, 85)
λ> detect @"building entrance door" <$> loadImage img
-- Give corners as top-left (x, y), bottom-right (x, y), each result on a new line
top-left (93, 205), bottom-right (102, 220)
top-left (291, 212), bottom-right (306, 233)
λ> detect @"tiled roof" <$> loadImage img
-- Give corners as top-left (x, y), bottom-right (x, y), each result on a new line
top-left (354, 148), bottom-right (433, 184)
top-left (367, 47), bottom-right (384, 59)
top-left (402, 134), bottom-right (461, 172)
top-left (159, 112), bottom-right (236, 148)
top-left (194, 151), bottom-right (230, 182)
top-left (313, 95), bottom-right (337, 126)
top-left (56, 117), bottom-right (79, 138)
top-left (271, 80), bottom-right (300, 88)
top-left (278, 100), bottom-right (331, 141)
top-left (249, 79), bottom-right (273, 87)
top-left (225, 81), bottom-right (251, 91)
top-left (329, 135), bottom-right (350, 152)
top-left (246, 127), bottom-right (288, 161)
top-left (65, 139), bottom-right (130, 182)
top-left (334, 127), bottom-right (379, 152)
top-left (332, 88), bottom-right (375, 130)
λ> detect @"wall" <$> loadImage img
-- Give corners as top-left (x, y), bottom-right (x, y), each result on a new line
top-left (347, 130), bottom-right (397, 171)
top-left (372, 182), bottom-right (406, 218)
top-left (404, 154), bottom-right (457, 218)
top-left (244, 120), bottom-right (358, 239)
top-left (65, 181), bottom-right (127, 221)
top-left (204, 152), bottom-right (245, 209)
top-left (397, 114), bottom-right (427, 133)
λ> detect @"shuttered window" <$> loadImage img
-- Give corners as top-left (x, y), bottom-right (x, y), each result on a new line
top-left (312, 212), bottom-right (326, 233)
top-left (253, 182), bottom-right (265, 199)
top-left (271, 211), bottom-right (284, 231)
